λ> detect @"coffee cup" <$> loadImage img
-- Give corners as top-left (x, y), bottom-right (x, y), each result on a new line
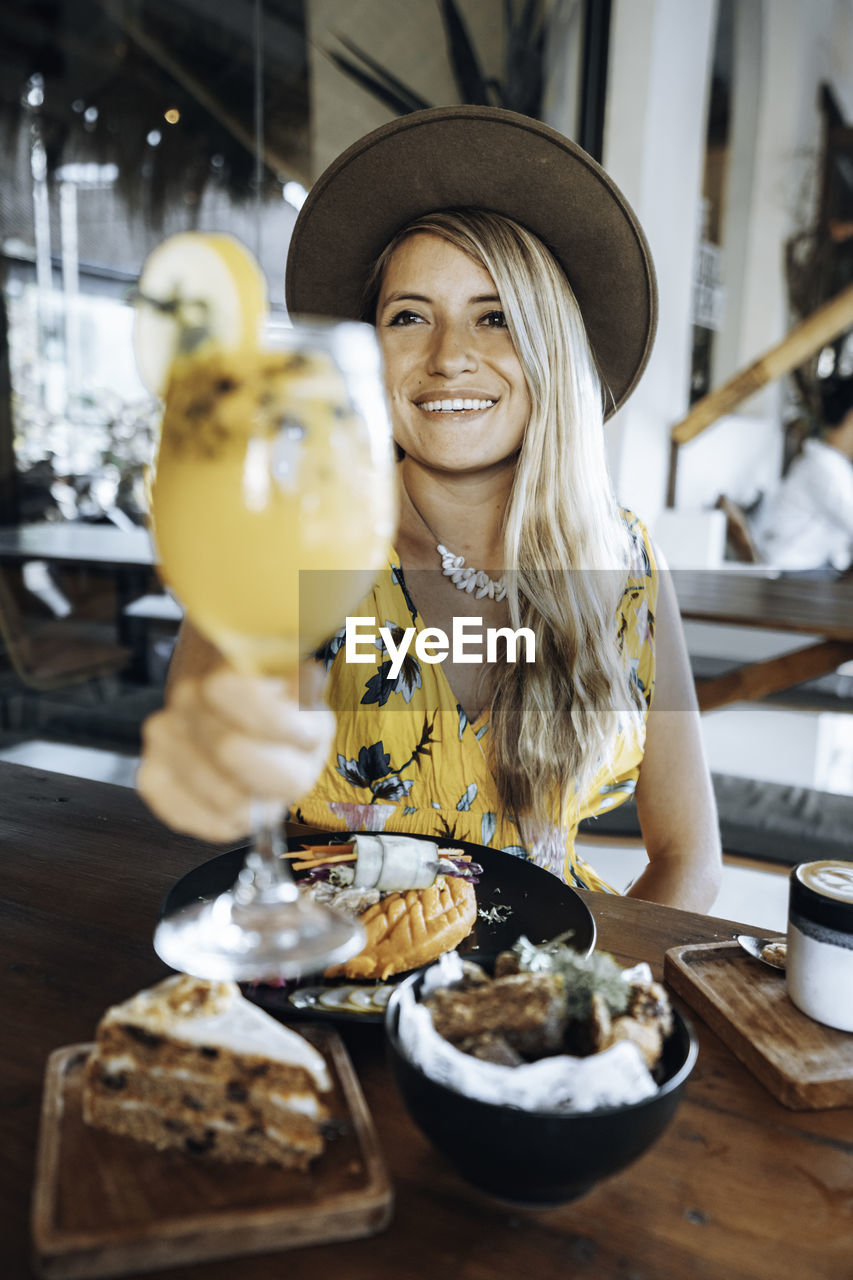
top-left (786, 860), bottom-right (853, 1033)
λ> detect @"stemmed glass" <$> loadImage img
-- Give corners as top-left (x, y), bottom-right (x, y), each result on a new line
top-left (149, 317), bottom-right (396, 980)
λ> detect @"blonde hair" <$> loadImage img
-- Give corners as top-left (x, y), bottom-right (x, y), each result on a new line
top-left (366, 209), bottom-right (645, 835)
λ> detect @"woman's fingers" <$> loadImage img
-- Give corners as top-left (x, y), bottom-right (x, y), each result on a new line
top-left (136, 661), bottom-right (336, 841)
top-left (140, 705), bottom-right (250, 819)
top-left (213, 733), bottom-right (335, 802)
top-left (174, 670), bottom-right (337, 797)
top-left (136, 754), bottom-right (250, 843)
top-left (195, 666), bottom-right (335, 751)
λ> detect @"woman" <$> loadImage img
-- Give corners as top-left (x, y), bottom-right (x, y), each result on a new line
top-left (139, 107), bottom-right (721, 911)
top-left (752, 374), bottom-right (853, 573)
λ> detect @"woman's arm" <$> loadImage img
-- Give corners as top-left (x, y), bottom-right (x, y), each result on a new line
top-left (136, 621), bottom-right (335, 842)
top-left (629, 570), bottom-right (722, 912)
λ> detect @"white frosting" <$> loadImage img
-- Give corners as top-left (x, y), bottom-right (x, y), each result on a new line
top-left (100, 1054), bottom-right (138, 1073)
top-left (161, 1000), bottom-right (329, 1087)
top-left (102, 975), bottom-right (330, 1090)
top-left (269, 1091), bottom-right (322, 1117)
top-left (101, 1058), bottom-right (209, 1082)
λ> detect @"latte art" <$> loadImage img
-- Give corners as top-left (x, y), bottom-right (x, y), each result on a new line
top-left (796, 859), bottom-right (853, 903)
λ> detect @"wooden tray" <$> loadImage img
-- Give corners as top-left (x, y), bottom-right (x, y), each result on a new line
top-left (31, 1026), bottom-right (393, 1279)
top-left (664, 940), bottom-right (853, 1110)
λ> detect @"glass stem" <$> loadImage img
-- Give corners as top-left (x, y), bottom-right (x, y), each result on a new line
top-left (234, 800), bottom-right (299, 907)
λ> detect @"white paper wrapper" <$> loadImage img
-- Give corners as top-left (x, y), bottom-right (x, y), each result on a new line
top-left (398, 953), bottom-right (659, 1113)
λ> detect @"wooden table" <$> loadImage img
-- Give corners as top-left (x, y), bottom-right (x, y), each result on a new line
top-left (3, 761), bottom-right (852, 1280)
top-left (673, 568), bottom-right (853, 710)
top-left (0, 523), bottom-right (155, 570)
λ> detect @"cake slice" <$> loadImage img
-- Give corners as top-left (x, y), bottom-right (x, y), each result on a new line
top-left (82, 974), bottom-right (331, 1170)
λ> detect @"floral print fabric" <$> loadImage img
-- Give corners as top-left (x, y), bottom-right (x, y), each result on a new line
top-left (294, 512), bottom-right (658, 893)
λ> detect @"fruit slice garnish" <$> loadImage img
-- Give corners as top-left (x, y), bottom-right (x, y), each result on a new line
top-left (133, 231), bottom-right (268, 396)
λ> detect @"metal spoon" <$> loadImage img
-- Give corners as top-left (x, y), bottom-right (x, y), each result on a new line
top-left (736, 935), bottom-right (787, 971)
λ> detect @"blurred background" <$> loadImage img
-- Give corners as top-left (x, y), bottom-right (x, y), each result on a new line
top-left (1, 0), bottom-right (851, 926)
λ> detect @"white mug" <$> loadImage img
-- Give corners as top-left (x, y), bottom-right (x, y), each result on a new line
top-left (786, 860), bottom-right (853, 1033)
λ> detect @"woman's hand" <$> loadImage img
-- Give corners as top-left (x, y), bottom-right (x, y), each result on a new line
top-left (136, 625), bottom-right (335, 842)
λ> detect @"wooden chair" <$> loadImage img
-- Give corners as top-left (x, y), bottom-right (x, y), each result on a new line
top-left (0, 566), bottom-right (131, 727)
top-left (715, 494), bottom-right (762, 563)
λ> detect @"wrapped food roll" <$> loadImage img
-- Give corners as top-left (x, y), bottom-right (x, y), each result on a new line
top-left (352, 834), bottom-right (439, 891)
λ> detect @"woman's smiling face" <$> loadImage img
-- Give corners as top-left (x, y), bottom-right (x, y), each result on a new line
top-left (375, 232), bottom-right (532, 476)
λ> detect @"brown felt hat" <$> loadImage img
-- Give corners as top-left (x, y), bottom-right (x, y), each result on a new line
top-left (285, 106), bottom-right (657, 415)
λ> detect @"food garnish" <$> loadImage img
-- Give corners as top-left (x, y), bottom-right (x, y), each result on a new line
top-left (508, 933), bottom-right (630, 1020)
top-left (478, 903), bottom-right (513, 925)
top-left (133, 231), bottom-right (268, 396)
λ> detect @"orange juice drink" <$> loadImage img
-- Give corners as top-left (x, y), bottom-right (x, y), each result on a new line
top-left (151, 338), bottom-right (395, 674)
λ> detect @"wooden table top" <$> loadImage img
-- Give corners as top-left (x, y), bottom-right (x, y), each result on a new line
top-left (673, 568), bottom-right (853, 640)
top-left (0, 522), bottom-right (155, 568)
top-left (0, 533), bottom-right (848, 638)
top-left (3, 761), bottom-right (852, 1280)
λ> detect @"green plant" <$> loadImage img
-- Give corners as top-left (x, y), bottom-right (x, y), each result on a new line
top-left (325, 0), bottom-right (548, 119)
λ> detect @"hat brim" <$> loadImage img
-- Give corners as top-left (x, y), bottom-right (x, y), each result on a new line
top-left (285, 106), bottom-right (657, 415)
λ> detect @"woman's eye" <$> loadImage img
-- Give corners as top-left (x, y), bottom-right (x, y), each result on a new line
top-left (480, 310), bottom-right (508, 328)
top-left (387, 309), bottom-right (424, 327)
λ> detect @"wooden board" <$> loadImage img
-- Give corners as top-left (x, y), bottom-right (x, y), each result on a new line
top-left (31, 1027), bottom-right (393, 1279)
top-left (664, 941), bottom-right (853, 1110)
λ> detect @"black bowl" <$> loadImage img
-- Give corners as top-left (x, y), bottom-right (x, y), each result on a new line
top-left (385, 967), bottom-right (697, 1207)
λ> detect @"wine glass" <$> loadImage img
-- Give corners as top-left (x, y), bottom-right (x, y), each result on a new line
top-left (149, 317), bottom-right (396, 980)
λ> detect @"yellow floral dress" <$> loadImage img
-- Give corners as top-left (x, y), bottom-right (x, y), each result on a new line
top-left (294, 512), bottom-right (657, 893)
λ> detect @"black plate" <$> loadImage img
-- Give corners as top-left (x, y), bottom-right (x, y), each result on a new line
top-left (159, 831), bottom-right (596, 1023)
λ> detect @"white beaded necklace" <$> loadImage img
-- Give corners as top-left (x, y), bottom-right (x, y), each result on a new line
top-left (404, 484), bottom-right (508, 601)
top-left (437, 545), bottom-right (507, 601)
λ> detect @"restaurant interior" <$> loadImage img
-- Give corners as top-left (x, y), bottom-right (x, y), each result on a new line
top-left (1, 0), bottom-right (851, 926)
top-left (2, 5), bottom-right (853, 1279)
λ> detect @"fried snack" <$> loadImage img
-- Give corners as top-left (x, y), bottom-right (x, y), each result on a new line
top-left (325, 874), bottom-right (477, 981)
top-left (420, 940), bottom-right (675, 1078)
top-left (589, 980), bottom-right (674, 1071)
top-left (455, 1033), bottom-right (525, 1066)
top-left (760, 940), bottom-right (787, 967)
top-left (424, 972), bottom-right (568, 1055)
